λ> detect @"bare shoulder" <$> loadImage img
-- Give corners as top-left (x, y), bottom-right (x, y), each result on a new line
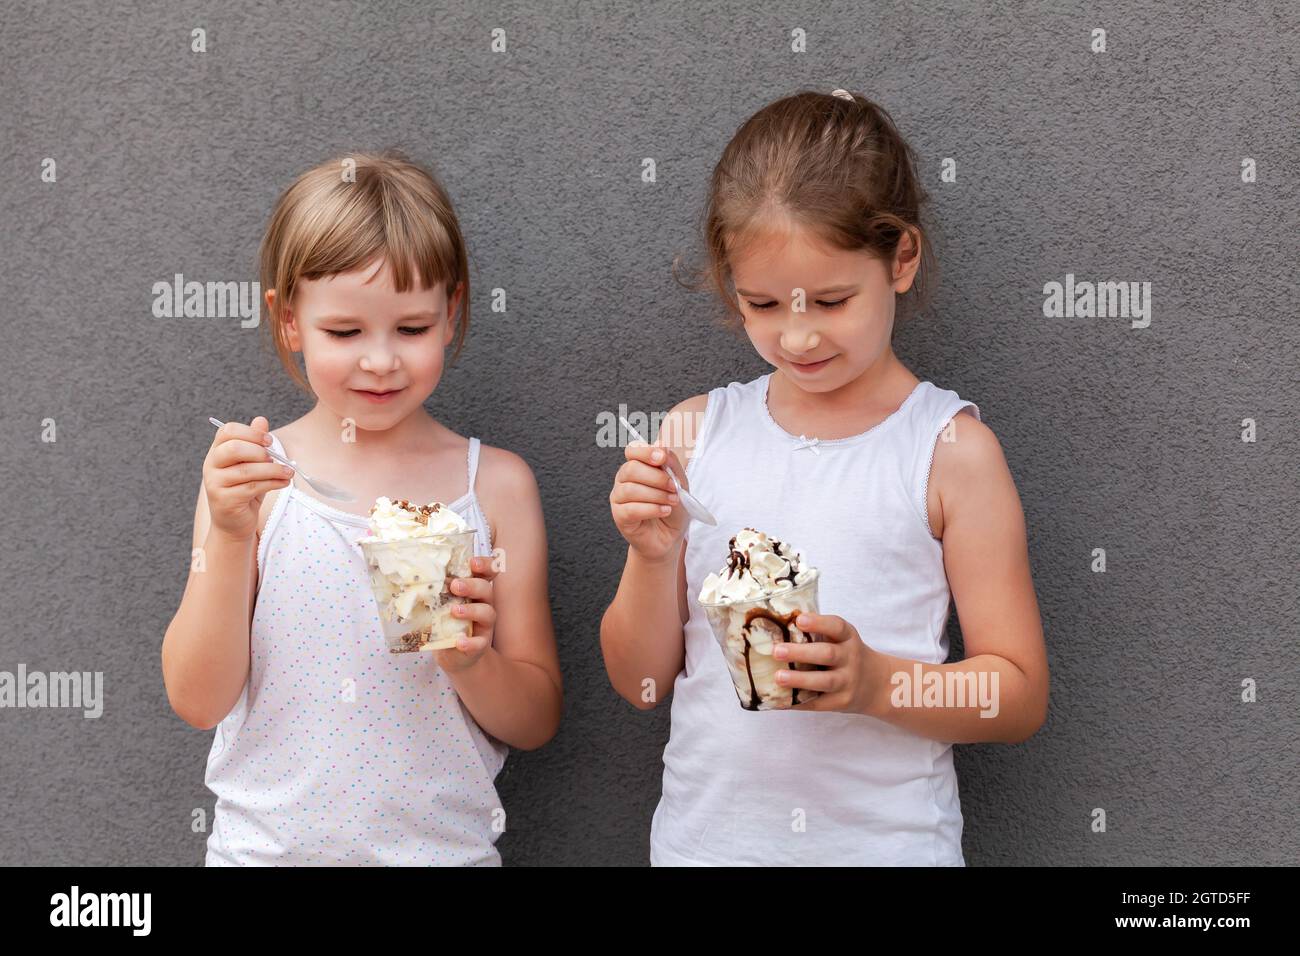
top-left (474, 443), bottom-right (541, 543)
top-left (477, 443), bottom-right (538, 493)
top-left (658, 393), bottom-right (709, 467)
top-left (935, 408), bottom-right (1002, 476)
top-left (929, 409), bottom-right (1016, 538)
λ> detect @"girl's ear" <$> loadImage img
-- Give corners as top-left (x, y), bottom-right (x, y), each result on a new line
top-left (443, 281), bottom-right (464, 347)
top-left (891, 228), bottom-right (921, 294)
top-left (267, 289), bottom-right (303, 351)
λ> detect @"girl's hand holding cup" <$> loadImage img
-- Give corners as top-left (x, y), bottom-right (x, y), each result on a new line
top-left (436, 555), bottom-right (500, 673)
top-left (776, 613), bottom-right (891, 717)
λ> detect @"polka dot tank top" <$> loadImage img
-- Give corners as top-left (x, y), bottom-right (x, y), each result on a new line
top-left (203, 432), bottom-right (508, 865)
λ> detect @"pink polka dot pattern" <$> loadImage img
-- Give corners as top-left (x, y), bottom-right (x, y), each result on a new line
top-left (204, 434), bottom-right (507, 866)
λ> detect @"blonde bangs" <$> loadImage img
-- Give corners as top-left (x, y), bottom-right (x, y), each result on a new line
top-left (259, 152), bottom-right (471, 394)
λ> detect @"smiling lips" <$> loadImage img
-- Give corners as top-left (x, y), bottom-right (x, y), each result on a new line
top-left (789, 356), bottom-right (834, 371)
top-left (354, 388), bottom-right (404, 402)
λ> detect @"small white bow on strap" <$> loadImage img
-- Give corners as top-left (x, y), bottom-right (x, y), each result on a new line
top-left (794, 434), bottom-right (821, 454)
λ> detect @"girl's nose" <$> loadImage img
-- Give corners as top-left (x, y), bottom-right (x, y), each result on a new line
top-left (359, 346), bottom-right (401, 374)
top-left (780, 320), bottom-right (821, 355)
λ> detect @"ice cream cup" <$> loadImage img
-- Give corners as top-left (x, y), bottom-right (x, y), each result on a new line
top-left (357, 530), bottom-right (477, 653)
top-left (698, 570), bottom-right (822, 711)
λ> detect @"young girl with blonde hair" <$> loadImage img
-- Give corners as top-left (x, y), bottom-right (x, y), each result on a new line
top-left (163, 152), bottom-right (562, 865)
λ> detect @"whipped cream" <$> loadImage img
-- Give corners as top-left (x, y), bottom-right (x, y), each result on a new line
top-left (698, 528), bottom-right (816, 605)
top-left (358, 497), bottom-right (474, 651)
top-left (365, 497), bottom-right (469, 540)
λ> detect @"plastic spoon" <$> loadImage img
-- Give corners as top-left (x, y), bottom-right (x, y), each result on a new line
top-left (208, 417), bottom-right (356, 503)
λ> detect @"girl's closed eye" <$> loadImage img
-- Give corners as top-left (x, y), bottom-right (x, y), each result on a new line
top-left (744, 298), bottom-right (850, 311)
top-left (324, 326), bottom-right (433, 338)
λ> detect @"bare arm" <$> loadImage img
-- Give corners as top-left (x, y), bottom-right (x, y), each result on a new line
top-left (601, 544), bottom-right (689, 710)
top-left (600, 395), bottom-right (704, 710)
top-left (161, 417), bottom-right (291, 730)
top-left (441, 449), bottom-right (563, 750)
top-left (865, 412), bottom-right (1049, 743)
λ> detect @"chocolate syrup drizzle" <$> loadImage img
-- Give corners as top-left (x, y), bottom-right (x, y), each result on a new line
top-left (723, 529), bottom-right (807, 709)
top-left (724, 531), bottom-right (800, 584)
top-left (724, 535), bottom-right (749, 576)
top-left (740, 608), bottom-right (803, 710)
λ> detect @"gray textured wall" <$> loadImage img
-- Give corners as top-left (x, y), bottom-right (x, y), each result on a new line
top-left (1, 0), bottom-right (1296, 866)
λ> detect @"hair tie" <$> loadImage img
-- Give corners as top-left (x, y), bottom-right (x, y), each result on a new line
top-left (830, 88), bottom-right (855, 101)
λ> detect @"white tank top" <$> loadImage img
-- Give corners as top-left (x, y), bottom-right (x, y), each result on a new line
top-left (650, 372), bottom-right (981, 866)
top-left (204, 433), bottom-right (508, 865)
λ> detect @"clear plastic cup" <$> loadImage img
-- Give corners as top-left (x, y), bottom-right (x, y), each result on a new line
top-left (699, 570), bottom-right (822, 711)
top-left (357, 531), bottom-right (477, 653)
